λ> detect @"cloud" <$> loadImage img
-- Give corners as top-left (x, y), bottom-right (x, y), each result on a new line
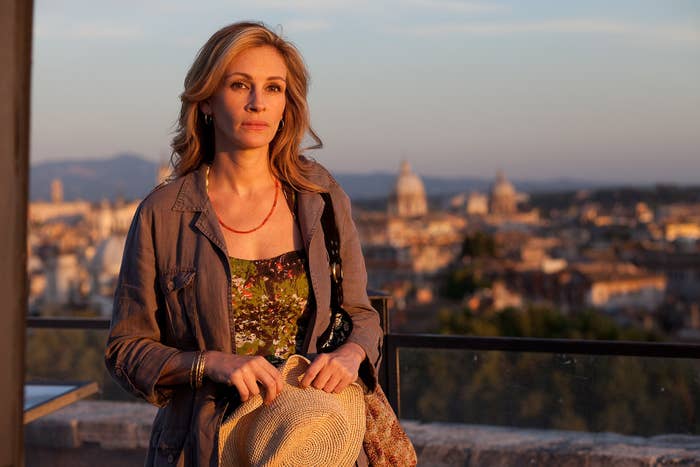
top-left (407, 0), bottom-right (510, 14)
top-left (394, 19), bottom-right (700, 43)
top-left (254, 0), bottom-right (366, 9)
top-left (35, 23), bottom-right (145, 40)
top-left (282, 19), bottom-right (333, 33)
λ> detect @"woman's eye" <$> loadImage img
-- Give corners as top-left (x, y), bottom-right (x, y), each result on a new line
top-left (267, 84), bottom-right (283, 92)
top-left (231, 81), bottom-right (248, 90)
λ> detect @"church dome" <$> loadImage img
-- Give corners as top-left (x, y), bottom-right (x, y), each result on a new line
top-left (394, 161), bottom-right (426, 198)
top-left (489, 170), bottom-right (517, 215)
top-left (388, 161), bottom-right (428, 218)
top-left (491, 170), bottom-right (515, 198)
top-left (91, 234), bottom-right (126, 277)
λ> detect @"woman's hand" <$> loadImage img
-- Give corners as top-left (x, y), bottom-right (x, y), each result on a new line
top-left (301, 342), bottom-right (366, 393)
top-left (205, 352), bottom-right (284, 405)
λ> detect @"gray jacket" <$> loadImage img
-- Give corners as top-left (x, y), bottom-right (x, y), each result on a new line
top-left (104, 161), bottom-right (383, 466)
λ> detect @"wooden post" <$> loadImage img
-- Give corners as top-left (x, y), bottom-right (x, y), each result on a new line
top-left (0, 0), bottom-right (33, 465)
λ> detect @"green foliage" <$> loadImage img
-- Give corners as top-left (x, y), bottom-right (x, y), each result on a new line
top-left (441, 265), bottom-right (491, 300)
top-left (441, 231), bottom-right (498, 299)
top-left (399, 348), bottom-right (700, 436)
top-left (399, 305), bottom-right (689, 436)
top-left (25, 328), bottom-right (137, 402)
top-left (439, 305), bottom-right (662, 341)
top-left (461, 231), bottom-right (497, 259)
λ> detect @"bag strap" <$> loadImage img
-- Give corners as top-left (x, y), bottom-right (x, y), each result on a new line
top-left (320, 192), bottom-right (344, 309)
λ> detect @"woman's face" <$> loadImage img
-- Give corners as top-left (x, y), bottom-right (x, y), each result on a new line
top-left (202, 45), bottom-right (287, 152)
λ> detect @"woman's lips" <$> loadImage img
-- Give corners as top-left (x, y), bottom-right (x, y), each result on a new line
top-left (241, 121), bottom-right (269, 130)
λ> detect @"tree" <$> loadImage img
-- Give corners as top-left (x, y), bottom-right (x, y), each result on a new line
top-left (461, 231), bottom-right (497, 259)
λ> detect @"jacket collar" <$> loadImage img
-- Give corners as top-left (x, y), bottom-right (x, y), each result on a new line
top-left (172, 164), bottom-right (210, 213)
top-left (171, 161), bottom-right (333, 252)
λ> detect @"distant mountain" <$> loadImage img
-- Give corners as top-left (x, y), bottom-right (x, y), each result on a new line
top-left (30, 153), bottom-right (630, 203)
top-left (30, 154), bottom-right (159, 202)
top-left (334, 173), bottom-right (489, 200)
top-left (335, 173), bottom-right (618, 200)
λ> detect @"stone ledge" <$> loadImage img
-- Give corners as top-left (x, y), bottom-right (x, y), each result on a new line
top-left (25, 400), bottom-right (157, 450)
top-left (24, 401), bottom-right (700, 466)
top-left (403, 420), bottom-right (700, 466)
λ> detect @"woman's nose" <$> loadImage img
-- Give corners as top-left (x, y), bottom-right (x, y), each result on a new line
top-left (246, 88), bottom-right (266, 112)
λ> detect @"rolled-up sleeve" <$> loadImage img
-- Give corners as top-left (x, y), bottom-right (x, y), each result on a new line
top-left (331, 183), bottom-right (384, 387)
top-left (104, 203), bottom-right (180, 407)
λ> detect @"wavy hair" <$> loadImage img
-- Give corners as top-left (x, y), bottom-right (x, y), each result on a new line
top-left (170, 21), bottom-right (324, 192)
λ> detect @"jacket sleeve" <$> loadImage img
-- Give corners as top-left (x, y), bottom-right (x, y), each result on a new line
top-left (104, 202), bottom-right (180, 407)
top-left (331, 182), bottom-right (384, 388)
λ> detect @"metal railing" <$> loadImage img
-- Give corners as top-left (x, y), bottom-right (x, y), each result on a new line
top-left (367, 292), bottom-right (700, 416)
top-left (26, 292), bottom-right (700, 417)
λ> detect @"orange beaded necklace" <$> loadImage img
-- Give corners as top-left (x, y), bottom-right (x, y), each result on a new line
top-left (206, 165), bottom-right (279, 234)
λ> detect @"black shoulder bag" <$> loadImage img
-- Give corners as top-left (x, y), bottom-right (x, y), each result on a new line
top-left (317, 192), bottom-right (353, 352)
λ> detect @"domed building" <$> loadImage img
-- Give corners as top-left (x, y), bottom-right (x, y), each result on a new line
top-left (388, 161), bottom-right (427, 218)
top-left (489, 170), bottom-right (517, 215)
top-left (466, 192), bottom-right (489, 216)
top-left (91, 235), bottom-right (126, 280)
top-left (90, 234), bottom-right (127, 314)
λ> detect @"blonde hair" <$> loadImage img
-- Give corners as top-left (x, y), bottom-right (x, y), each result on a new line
top-left (170, 21), bottom-right (324, 192)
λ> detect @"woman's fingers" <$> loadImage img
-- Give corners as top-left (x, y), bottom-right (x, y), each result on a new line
top-left (214, 355), bottom-right (283, 403)
top-left (241, 366), bottom-right (261, 399)
top-left (320, 359), bottom-right (352, 392)
top-left (303, 353), bottom-right (356, 393)
top-left (312, 363), bottom-right (333, 390)
top-left (246, 357), bottom-right (285, 404)
top-left (275, 367), bottom-right (284, 394)
top-left (254, 364), bottom-right (282, 405)
top-left (230, 371), bottom-right (250, 401)
top-left (323, 373), bottom-right (343, 393)
top-left (216, 352), bottom-right (364, 401)
top-left (300, 354), bottom-right (328, 388)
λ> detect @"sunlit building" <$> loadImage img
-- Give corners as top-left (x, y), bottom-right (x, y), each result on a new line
top-left (489, 170), bottom-right (517, 215)
top-left (356, 161), bottom-right (467, 304)
top-left (664, 222), bottom-right (700, 241)
top-left (90, 234), bottom-right (127, 314)
top-left (387, 161), bottom-right (428, 218)
top-left (466, 192), bottom-right (489, 216)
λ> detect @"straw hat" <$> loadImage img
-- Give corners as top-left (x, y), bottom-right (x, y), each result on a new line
top-left (218, 354), bottom-right (366, 467)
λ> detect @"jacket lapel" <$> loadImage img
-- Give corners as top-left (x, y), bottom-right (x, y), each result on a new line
top-left (173, 165), bottom-right (229, 258)
top-left (194, 210), bottom-right (228, 258)
top-left (297, 190), bottom-right (324, 251)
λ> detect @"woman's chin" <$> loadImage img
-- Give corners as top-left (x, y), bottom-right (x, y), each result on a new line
top-left (228, 137), bottom-right (274, 152)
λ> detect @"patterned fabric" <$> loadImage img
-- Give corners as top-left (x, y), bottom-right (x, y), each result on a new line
top-left (363, 385), bottom-right (418, 466)
top-left (229, 250), bottom-right (312, 366)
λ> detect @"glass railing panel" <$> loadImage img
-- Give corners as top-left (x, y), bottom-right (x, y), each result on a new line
top-left (25, 328), bottom-right (138, 402)
top-left (399, 347), bottom-right (700, 436)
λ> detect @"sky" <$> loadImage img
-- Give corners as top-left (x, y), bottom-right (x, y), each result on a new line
top-left (31, 0), bottom-right (700, 184)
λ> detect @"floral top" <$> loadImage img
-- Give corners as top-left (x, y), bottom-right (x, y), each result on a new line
top-left (229, 250), bottom-right (312, 366)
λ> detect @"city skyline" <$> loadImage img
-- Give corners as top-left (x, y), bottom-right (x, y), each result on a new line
top-left (31, 0), bottom-right (700, 183)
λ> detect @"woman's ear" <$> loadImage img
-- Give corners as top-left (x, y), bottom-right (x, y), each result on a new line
top-left (199, 100), bottom-right (211, 116)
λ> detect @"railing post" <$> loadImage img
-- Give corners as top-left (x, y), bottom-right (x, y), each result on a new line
top-left (0, 0), bottom-right (33, 465)
top-left (385, 335), bottom-right (400, 416)
top-left (369, 291), bottom-right (400, 414)
top-left (368, 292), bottom-right (390, 391)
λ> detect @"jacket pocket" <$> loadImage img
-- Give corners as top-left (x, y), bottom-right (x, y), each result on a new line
top-left (150, 427), bottom-right (188, 467)
top-left (159, 268), bottom-right (199, 348)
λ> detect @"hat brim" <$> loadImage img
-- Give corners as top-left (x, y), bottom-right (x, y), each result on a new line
top-left (219, 355), bottom-right (365, 467)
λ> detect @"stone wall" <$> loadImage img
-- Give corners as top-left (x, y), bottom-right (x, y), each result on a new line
top-left (24, 401), bottom-right (700, 466)
top-left (405, 421), bottom-right (700, 466)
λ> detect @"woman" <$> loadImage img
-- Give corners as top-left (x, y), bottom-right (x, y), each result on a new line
top-left (105, 21), bottom-right (383, 466)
